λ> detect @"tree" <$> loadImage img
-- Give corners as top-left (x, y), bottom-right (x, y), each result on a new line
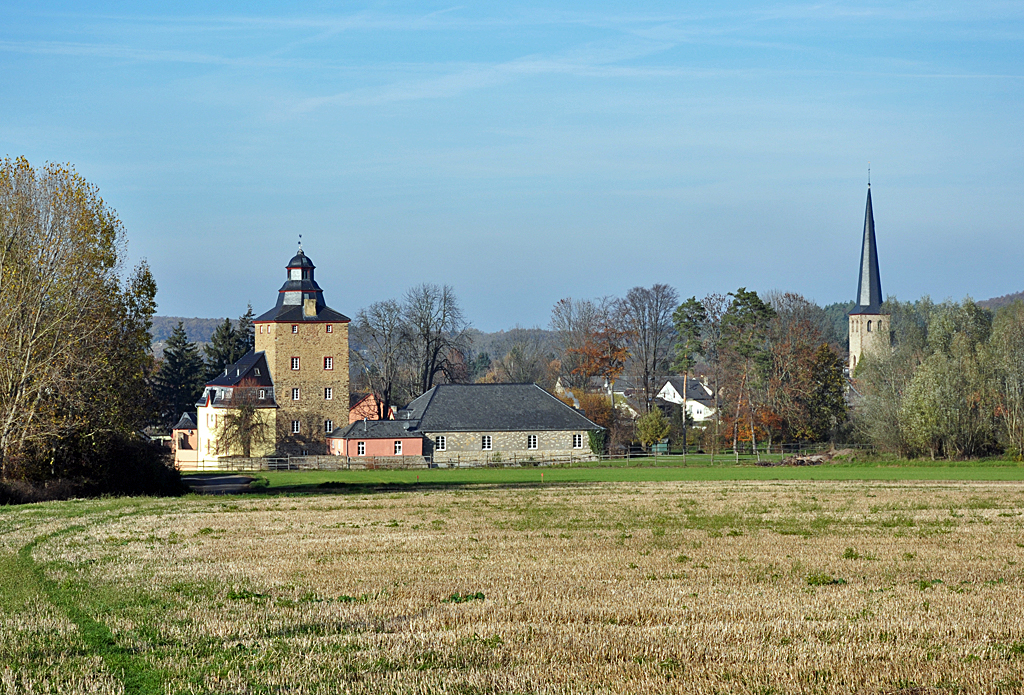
top-left (488, 326), bottom-right (552, 386)
top-left (154, 322), bottom-right (206, 426)
top-left (404, 283), bottom-right (470, 395)
top-left (672, 297), bottom-right (706, 460)
top-left (992, 302), bottom-right (1024, 459)
top-left (806, 344), bottom-right (847, 443)
top-left (619, 284), bottom-right (679, 411)
top-left (353, 299), bottom-right (411, 420)
top-left (205, 318), bottom-right (240, 380)
top-left (551, 297), bottom-right (600, 389)
top-left (635, 407), bottom-right (670, 452)
top-left (235, 304), bottom-right (255, 356)
top-left (0, 156), bottom-right (159, 482)
top-left (216, 385), bottom-right (273, 458)
top-left (722, 288), bottom-right (776, 461)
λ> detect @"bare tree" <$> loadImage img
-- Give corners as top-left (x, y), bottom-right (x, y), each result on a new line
top-left (618, 284), bottom-right (679, 411)
top-left (404, 283), bottom-right (470, 395)
top-left (216, 385), bottom-right (273, 458)
top-left (488, 326), bottom-right (552, 386)
top-left (353, 299), bottom-right (410, 420)
top-left (550, 298), bottom-right (600, 389)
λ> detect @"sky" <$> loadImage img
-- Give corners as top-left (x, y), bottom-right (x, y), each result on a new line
top-left (2, 2), bottom-right (1022, 331)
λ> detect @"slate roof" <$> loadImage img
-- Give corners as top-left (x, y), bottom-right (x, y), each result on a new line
top-left (254, 305), bottom-right (351, 323)
top-left (328, 420), bottom-right (423, 440)
top-left (172, 412), bottom-right (198, 430)
top-left (662, 376), bottom-right (715, 403)
top-left (205, 351), bottom-right (273, 387)
top-left (850, 185), bottom-right (885, 315)
top-left (397, 383), bottom-right (602, 432)
top-left (288, 250), bottom-right (316, 268)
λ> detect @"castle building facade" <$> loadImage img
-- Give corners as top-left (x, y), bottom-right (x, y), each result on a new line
top-left (253, 249), bottom-right (350, 455)
top-left (848, 184), bottom-right (890, 371)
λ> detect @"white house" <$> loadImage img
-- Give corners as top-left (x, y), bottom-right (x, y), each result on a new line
top-left (656, 377), bottom-right (716, 422)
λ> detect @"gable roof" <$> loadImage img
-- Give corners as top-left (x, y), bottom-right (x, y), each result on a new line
top-left (328, 420), bottom-right (424, 440)
top-left (662, 376), bottom-right (715, 402)
top-left (398, 383), bottom-right (602, 432)
top-left (172, 412), bottom-right (198, 430)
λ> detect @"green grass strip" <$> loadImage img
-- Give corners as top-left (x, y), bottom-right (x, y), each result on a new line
top-left (16, 531), bottom-right (165, 695)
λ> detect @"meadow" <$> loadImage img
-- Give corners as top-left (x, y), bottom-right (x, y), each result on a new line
top-left (2, 479), bottom-right (1024, 694)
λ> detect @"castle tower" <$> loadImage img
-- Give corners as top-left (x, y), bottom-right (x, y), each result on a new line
top-left (848, 185), bottom-right (890, 371)
top-left (254, 248), bottom-right (350, 454)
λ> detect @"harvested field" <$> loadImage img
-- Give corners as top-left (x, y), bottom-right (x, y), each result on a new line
top-left (2, 480), bottom-right (1024, 694)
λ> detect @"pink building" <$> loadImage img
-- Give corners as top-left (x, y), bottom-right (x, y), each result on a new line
top-left (171, 412), bottom-right (199, 470)
top-left (327, 420), bottom-right (426, 457)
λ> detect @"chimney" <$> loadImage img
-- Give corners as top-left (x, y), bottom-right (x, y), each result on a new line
top-left (303, 298), bottom-right (317, 318)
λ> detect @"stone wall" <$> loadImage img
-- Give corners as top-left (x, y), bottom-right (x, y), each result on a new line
top-left (256, 320), bottom-right (350, 455)
top-left (427, 429), bottom-right (595, 465)
top-left (849, 313), bottom-right (890, 371)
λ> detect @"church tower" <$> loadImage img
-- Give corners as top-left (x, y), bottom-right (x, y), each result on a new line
top-left (254, 248), bottom-right (350, 455)
top-left (848, 184), bottom-right (890, 371)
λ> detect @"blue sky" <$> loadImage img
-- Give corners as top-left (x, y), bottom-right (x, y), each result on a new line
top-left (2, 2), bottom-right (1022, 330)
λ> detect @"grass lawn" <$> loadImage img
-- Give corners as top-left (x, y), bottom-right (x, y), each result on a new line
top-left (193, 456), bottom-right (1024, 494)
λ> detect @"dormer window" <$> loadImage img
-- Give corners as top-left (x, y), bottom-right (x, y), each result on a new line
top-left (254, 368), bottom-right (261, 376)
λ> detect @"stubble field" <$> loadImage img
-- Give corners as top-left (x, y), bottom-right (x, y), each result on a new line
top-left (2, 480), bottom-right (1024, 694)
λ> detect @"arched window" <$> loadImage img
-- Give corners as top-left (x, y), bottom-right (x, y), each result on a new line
top-left (867, 320), bottom-right (872, 332)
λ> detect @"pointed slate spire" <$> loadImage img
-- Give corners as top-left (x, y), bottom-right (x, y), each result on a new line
top-left (851, 185), bottom-right (883, 315)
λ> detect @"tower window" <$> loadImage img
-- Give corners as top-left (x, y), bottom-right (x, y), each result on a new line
top-left (258, 389), bottom-right (266, 400)
top-left (325, 420), bottom-right (333, 434)
top-left (326, 325), bottom-right (333, 333)
top-left (302, 269), bottom-right (309, 280)
top-left (290, 269), bottom-right (301, 281)
top-left (292, 388), bottom-right (300, 400)
top-left (291, 357), bottom-right (300, 370)
top-left (324, 356), bottom-right (333, 370)
top-left (259, 325), bottom-right (264, 334)
top-left (325, 387), bottom-right (333, 400)
top-left (291, 420), bottom-right (300, 434)
top-left (867, 320), bottom-right (872, 332)
top-left (291, 325), bottom-right (299, 334)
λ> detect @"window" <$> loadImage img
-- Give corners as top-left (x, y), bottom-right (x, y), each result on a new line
top-left (290, 269), bottom-right (301, 281)
top-left (325, 420), bottom-right (333, 434)
top-left (435, 435), bottom-right (446, 451)
top-left (326, 324), bottom-right (333, 333)
top-left (291, 357), bottom-right (300, 370)
top-left (527, 434), bottom-right (538, 449)
top-left (291, 324), bottom-right (299, 334)
top-left (324, 356), bottom-right (333, 370)
top-left (258, 389), bottom-right (266, 400)
top-left (573, 434), bottom-right (584, 449)
top-left (259, 325), bottom-right (264, 334)
top-left (291, 420), bottom-right (300, 433)
top-left (254, 367), bottom-right (261, 376)
top-left (867, 320), bottom-right (873, 332)
top-left (357, 441), bottom-right (365, 456)
top-left (325, 387), bottom-right (333, 400)
top-left (394, 440), bottom-right (403, 455)
top-left (292, 388), bottom-right (300, 400)
top-left (481, 435), bottom-right (492, 451)
top-left (302, 269), bottom-right (309, 280)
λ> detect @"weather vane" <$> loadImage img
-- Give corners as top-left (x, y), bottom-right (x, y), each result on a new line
top-left (868, 163), bottom-right (871, 187)
top-left (298, 233), bottom-right (303, 252)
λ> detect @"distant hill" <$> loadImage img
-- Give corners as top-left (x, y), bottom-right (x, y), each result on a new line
top-left (978, 291), bottom-right (1024, 311)
top-left (150, 316), bottom-right (230, 358)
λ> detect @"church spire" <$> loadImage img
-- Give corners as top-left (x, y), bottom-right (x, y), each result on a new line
top-left (851, 185), bottom-right (883, 315)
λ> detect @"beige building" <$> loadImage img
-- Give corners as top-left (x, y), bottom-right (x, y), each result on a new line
top-left (253, 248), bottom-right (350, 455)
top-left (848, 185), bottom-right (890, 371)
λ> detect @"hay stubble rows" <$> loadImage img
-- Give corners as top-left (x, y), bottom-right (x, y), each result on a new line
top-left (2, 481), bottom-right (1024, 694)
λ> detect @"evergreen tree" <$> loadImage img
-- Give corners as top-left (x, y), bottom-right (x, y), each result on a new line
top-left (205, 318), bottom-right (240, 380)
top-left (806, 344), bottom-right (847, 443)
top-left (155, 322), bottom-right (206, 426)
top-left (235, 304), bottom-right (255, 357)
